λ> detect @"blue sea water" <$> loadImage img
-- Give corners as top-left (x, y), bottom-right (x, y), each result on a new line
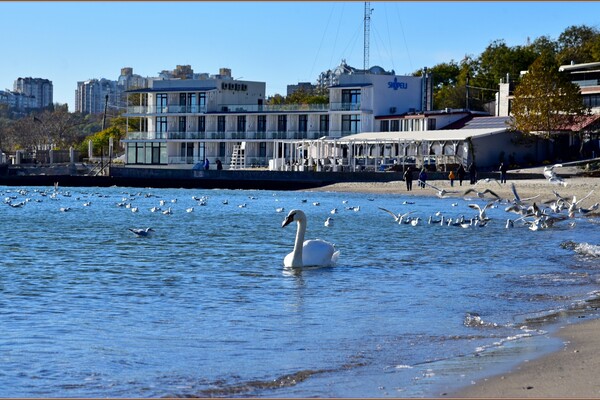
top-left (1, 184), bottom-right (599, 397)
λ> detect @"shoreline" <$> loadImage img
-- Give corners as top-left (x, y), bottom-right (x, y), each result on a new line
top-left (450, 316), bottom-right (600, 398)
top-left (311, 174), bottom-right (600, 398)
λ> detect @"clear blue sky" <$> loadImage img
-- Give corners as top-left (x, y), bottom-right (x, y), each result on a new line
top-left (1, 1), bottom-right (599, 111)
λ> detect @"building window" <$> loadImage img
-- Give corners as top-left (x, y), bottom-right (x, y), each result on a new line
top-left (277, 115), bottom-right (287, 132)
top-left (257, 115), bottom-right (267, 132)
top-left (299, 115), bottom-right (308, 132)
top-left (156, 117), bottom-right (167, 138)
top-left (217, 116), bottom-right (226, 132)
top-left (427, 118), bottom-right (436, 130)
top-left (380, 120), bottom-right (389, 132)
top-left (237, 115), bottom-right (246, 132)
top-left (341, 89), bottom-right (361, 109)
top-left (259, 142), bottom-right (267, 157)
top-left (219, 142), bottom-right (226, 157)
top-left (187, 93), bottom-right (197, 112)
top-left (198, 116), bottom-right (205, 132)
top-left (156, 93), bottom-right (167, 113)
top-left (319, 115), bottom-right (329, 133)
top-left (179, 116), bottom-right (186, 133)
top-left (342, 114), bottom-right (360, 134)
top-left (391, 120), bottom-right (400, 131)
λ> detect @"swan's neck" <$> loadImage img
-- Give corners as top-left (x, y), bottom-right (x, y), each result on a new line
top-left (291, 219), bottom-right (306, 267)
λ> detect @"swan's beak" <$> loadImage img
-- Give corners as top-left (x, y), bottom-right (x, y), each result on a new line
top-left (282, 214), bottom-right (294, 228)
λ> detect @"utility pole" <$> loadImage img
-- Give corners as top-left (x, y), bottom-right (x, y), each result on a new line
top-left (363, 2), bottom-right (373, 72)
top-left (102, 94), bottom-right (109, 131)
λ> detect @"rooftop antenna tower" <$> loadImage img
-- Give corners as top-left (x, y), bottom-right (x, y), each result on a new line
top-left (363, 2), bottom-right (373, 72)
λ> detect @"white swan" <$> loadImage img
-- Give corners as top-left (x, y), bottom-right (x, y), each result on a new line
top-left (281, 209), bottom-right (340, 268)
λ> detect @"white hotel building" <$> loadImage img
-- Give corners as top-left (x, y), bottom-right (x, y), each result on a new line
top-left (122, 67), bottom-right (449, 171)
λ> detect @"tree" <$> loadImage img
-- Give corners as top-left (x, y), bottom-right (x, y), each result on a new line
top-left (510, 52), bottom-right (588, 147)
top-left (556, 25), bottom-right (600, 65)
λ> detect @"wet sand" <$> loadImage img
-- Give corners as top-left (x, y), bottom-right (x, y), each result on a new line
top-left (452, 317), bottom-right (600, 398)
top-left (307, 173), bottom-right (600, 398)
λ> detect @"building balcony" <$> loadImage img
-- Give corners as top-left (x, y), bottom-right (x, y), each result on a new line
top-left (125, 130), bottom-right (331, 141)
top-left (217, 103), bottom-right (329, 113)
top-left (329, 102), bottom-right (361, 111)
top-left (125, 105), bottom-right (208, 115)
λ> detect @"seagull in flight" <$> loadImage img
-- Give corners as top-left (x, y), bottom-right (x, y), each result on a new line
top-left (463, 188), bottom-right (501, 200)
top-left (467, 201), bottom-right (497, 221)
top-left (553, 190), bottom-right (594, 215)
top-left (475, 177), bottom-right (502, 187)
top-left (418, 180), bottom-right (460, 198)
top-left (378, 207), bottom-right (415, 224)
top-left (129, 227), bottom-right (154, 237)
top-left (544, 164), bottom-right (568, 186)
top-left (510, 182), bottom-right (539, 206)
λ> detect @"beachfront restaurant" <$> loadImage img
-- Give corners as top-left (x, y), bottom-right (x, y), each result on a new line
top-left (270, 126), bottom-right (545, 172)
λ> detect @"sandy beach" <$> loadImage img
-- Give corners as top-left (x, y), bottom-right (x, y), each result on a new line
top-left (308, 171), bottom-right (600, 398)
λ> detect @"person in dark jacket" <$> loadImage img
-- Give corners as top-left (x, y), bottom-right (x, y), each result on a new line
top-left (403, 166), bottom-right (413, 191)
top-left (499, 162), bottom-right (508, 183)
top-left (468, 162), bottom-right (477, 184)
top-left (457, 164), bottom-right (466, 186)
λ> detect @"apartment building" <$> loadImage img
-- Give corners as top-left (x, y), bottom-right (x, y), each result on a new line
top-left (75, 67), bottom-right (148, 114)
top-left (122, 68), bottom-right (434, 169)
top-left (13, 77), bottom-right (53, 109)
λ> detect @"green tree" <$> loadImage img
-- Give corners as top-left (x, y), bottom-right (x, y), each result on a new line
top-left (556, 25), bottom-right (600, 65)
top-left (510, 53), bottom-right (588, 147)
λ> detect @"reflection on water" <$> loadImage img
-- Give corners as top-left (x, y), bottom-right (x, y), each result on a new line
top-left (0, 185), bottom-right (599, 397)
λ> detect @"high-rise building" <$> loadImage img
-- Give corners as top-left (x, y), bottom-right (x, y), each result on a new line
top-left (13, 77), bottom-right (53, 109)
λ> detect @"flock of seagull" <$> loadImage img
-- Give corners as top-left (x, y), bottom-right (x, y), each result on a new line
top-left (2, 164), bottom-right (598, 255)
top-left (375, 175), bottom-right (598, 231)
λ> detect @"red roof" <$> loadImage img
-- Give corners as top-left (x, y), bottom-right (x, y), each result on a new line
top-left (554, 114), bottom-right (600, 132)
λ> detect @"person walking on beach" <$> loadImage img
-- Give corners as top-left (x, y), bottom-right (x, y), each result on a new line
top-left (456, 164), bottom-right (466, 186)
top-left (468, 161), bottom-right (477, 184)
top-left (418, 168), bottom-right (427, 189)
top-left (448, 170), bottom-right (455, 187)
top-left (499, 162), bottom-right (508, 184)
top-left (216, 159), bottom-right (223, 170)
top-left (203, 158), bottom-right (210, 170)
top-left (403, 166), bottom-right (413, 191)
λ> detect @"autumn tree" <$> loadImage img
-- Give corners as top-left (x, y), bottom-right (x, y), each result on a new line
top-left (510, 52), bottom-right (588, 140)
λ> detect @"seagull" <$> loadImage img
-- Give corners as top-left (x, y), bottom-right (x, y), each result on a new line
top-left (579, 202), bottom-right (599, 214)
top-left (463, 188), bottom-right (501, 200)
top-left (186, 207), bottom-right (194, 213)
top-left (467, 201), bottom-right (497, 221)
top-left (475, 177), bottom-right (502, 187)
top-left (378, 207), bottom-right (415, 224)
top-left (418, 180), bottom-right (459, 198)
top-left (275, 207), bottom-right (285, 213)
top-left (544, 164), bottom-right (568, 186)
top-left (150, 206), bottom-right (161, 213)
top-left (128, 227), bottom-right (154, 237)
top-left (330, 208), bottom-right (338, 214)
top-left (510, 182), bottom-right (539, 206)
top-left (324, 217), bottom-right (333, 227)
top-left (162, 207), bottom-right (173, 215)
top-left (554, 190), bottom-right (594, 214)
